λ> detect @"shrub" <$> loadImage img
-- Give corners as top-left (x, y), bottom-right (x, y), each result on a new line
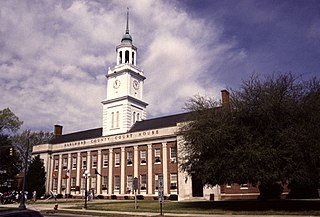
top-left (111, 195), bottom-right (117, 199)
top-left (96, 195), bottom-right (104, 199)
top-left (136, 195), bottom-right (144, 200)
top-left (56, 194), bottom-right (63, 199)
top-left (124, 195), bottom-right (129, 200)
top-left (169, 194), bottom-right (178, 201)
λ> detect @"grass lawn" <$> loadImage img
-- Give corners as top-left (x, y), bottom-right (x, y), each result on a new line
top-left (65, 199), bottom-right (320, 216)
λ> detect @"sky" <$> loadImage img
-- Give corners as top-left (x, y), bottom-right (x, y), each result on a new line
top-left (0, 0), bottom-right (319, 134)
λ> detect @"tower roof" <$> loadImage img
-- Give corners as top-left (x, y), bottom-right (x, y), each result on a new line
top-left (121, 9), bottom-right (133, 44)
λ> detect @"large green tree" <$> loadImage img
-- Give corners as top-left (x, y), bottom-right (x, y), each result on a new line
top-left (180, 73), bottom-right (320, 199)
top-left (25, 155), bottom-right (46, 198)
top-left (0, 108), bottom-right (23, 191)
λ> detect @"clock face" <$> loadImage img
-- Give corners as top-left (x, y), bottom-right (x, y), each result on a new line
top-left (113, 79), bottom-right (120, 89)
top-left (133, 80), bottom-right (139, 90)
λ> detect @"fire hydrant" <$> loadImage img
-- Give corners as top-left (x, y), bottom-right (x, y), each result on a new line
top-left (54, 203), bottom-right (58, 210)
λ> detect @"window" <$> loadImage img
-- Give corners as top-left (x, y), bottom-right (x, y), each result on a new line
top-left (111, 112), bottom-right (114, 128)
top-left (140, 150), bottom-right (146, 164)
top-left (240, 183), bottom-right (248, 189)
top-left (115, 153), bottom-right (120, 167)
top-left (103, 154), bottom-right (108, 167)
top-left (155, 174), bottom-right (162, 190)
top-left (71, 178), bottom-right (76, 188)
top-left (119, 51), bottom-right (122, 64)
top-left (132, 52), bottom-right (135, 64)
top-left (140, 174), bottom-right (146, 191)
top-left (127, 151), bottom-right (132, 165)
top-left (82, 157), bottom-right (87, 169)
top-left (91, 177), bottom-right (97, 190)
top-left (127, 175), bottom-right (132, 193)
top-left (63, 158), bottom-right (67, 170)
top-left (155, 148), bottom-right (161, 163)
top-left (125, 50), bottom-right (129, 63)
top-left (116, 111), bottom-right (119, 128)
top-left (53, 178), bottom-right (57, 190)
top-left (170, 174), bottom-right (177, 190)
top-left (137, 113), bottom-right (140, 121)
top-left (54, 159), bottom-right (59, 170)
top-left (133, 112), bottom-right (136, 124)
top-left (92, 155), bottom-right (97, 168)
top-left (114, 176), bottom-right (120, 191)
top-left (72, 157), bottom-right (77, 170)
top-left (62, 178), bottom-right (66, 189)
top-left (81, 178), bottom-right (85, 190)
top-left (102, 176), bottom-right (108, 190)
top-left (170, 147), bottom-right (177, 163)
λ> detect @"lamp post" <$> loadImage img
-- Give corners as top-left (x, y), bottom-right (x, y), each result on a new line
top-left (19, 140), bottom-right (29, 210)
top-left (83, 170), bottom-right (89, 209)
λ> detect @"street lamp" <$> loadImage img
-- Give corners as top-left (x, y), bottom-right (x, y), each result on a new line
top-left (19, 140), bottom-right (29, 210)
top-left (82, 170), bottom-right (90, 209)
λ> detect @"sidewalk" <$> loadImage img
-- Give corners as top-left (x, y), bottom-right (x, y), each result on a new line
top-left (1, 202), bottom-right (318, 217)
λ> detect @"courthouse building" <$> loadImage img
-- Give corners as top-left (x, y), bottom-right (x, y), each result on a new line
top-left (32, 15), bottom-right (260, 201)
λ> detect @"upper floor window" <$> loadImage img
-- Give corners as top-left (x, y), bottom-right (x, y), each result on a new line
top-left (127, 151), bottom-right (133, 165)
top-left (116, 111), bottom-right (119, 128)
top-left (103, 154), bottom-right (108, 167)
top-left (155, 148), bottom-right (161, 164)
top-left (62, 158), bottom-right (67, 170)
top-left (133, 112), bottom-right (136, 124)
top-left (140, 150), bottom-right (146, 165)
top-left (125, 50), bottom-right (129, 63)
top-left (170, 147), bottom-right (177, 163)
top-left (92, 155), bottom-right (97, 168)
top-left (115, 153), bottom-right (120, 167)
top-left (72, 157), bottom-right (77, 170)
top-left (82, 156), bottom-right (87, 169)
top-left (54, 159), bottom-right (59, 171)
top-left (111, 112), bottom-right (114, 128)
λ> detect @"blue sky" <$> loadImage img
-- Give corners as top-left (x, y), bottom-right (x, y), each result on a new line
top-left (0, 0), bottom-right (319, 134)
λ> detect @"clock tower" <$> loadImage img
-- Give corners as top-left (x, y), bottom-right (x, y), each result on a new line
top-left (102, 10), bottom-right (148, 136)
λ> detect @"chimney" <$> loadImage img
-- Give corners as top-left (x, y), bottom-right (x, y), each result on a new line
top-left (54, 125), bottom-right (63, 137)
top-left (221, 89), bottom-right (230, 109)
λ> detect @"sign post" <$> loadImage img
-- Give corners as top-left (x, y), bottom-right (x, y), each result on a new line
top-left (133, 177), bottom-right (138, 209)
top-left (158, 175), bottom-right (164, 216)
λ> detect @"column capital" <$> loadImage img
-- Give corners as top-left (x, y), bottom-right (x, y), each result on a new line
top-left (162, 142), bottom-right (167, 148)
top-left (147, 144), bottom-right (152, 149)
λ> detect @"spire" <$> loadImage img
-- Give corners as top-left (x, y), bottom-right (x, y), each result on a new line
top-left (125, 8), bottom-right (129, 34)
top-left (121, 8), bottom-right (132, 44)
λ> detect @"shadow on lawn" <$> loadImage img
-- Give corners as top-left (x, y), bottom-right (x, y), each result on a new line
top-left (178, 200), bottom-right (320, 211)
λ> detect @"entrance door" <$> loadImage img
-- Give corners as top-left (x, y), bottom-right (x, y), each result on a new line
top-left (192, 174), bottom-right (203, 197)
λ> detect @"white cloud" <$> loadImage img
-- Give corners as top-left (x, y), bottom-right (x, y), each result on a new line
top-left (0, 0), bottom-right (238, 133)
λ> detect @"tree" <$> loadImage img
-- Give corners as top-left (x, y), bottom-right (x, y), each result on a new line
top-left (0, 108), bottom-right (23, 192)
top-left (0, 108), bottom-right (23, 135)
top-left (12, 130), bottom-right (53, 170)
top-left (180, 73), bottom-right (320, 199)
top-left (0, 134), bottom-right (21, 192)
top-left (25, 155), bottom-right (46, 198)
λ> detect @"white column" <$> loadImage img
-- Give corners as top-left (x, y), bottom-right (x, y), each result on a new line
top-left (147, 144), bottom-right (153, 194)
top-left (47, 154), bottom-right (54, 193)
top-left (66, 153), bottom-right (72, 194)
top-left (108, 149), bottom-right (113, 194)
top-left (162, 142), bottom-right (168, 195)
top-left (86, 151), bottom-right (91, 190)
top-left (120, 147), bottom-right (125, 194)
top-left (76, 152), bottom-right (81, 188)
top-left (133, 146), bottom-right (139, 178)
top-left (97, 150), bottom-right (102, 195)
top-left (57, 154), bottom-right (62, 194)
